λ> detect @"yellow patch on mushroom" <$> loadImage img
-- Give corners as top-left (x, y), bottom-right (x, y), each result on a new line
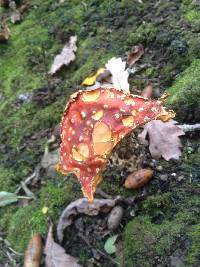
top-left (124, 99), bottom-right (135, 105)
top-left (131, 110), bottom-right (138, 116)
top-left (93, 141), bottom-right (113, 155)
top-left (72, 143), bottom-right (89, 161)
top-left (78, 143), bottom-right (89, 158)
top-left (92, 121), bottom-right (112, 143)
top-left (92, 110), bottom-right (104, 120)
top-left (82, 90), bottom-right (100, 102)
top-left (92, 122), bottom-right (113, 155)
top-left (122, 116), bottom-right (134, 127)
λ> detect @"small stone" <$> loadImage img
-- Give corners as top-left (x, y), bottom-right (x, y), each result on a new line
top-left (156, 165), bottom-right (163, 171)
top-left (18, 92), bottom-right (33, 103)
top-left (177, 175), bottom-right (184, 182)
top-left (107, 206), bottom-right (123, 230)
top-left (160, 174), bottom-right (168, 181)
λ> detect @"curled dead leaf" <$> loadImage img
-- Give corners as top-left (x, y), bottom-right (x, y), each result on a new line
top-left (11, 10), bottom-right (21, 24)
top-left (57, 198), bottom-right (117, 242)
top-left (49, 36), bottom-right (77, 75)
top-left (96, 69), bottom-right (112, 83)
top-left (141, 84), bottom-right (153, 99)
top-left (0, 23), bottom-right (10, 42)
top-left (124, 168), bottom-right (154, 189)
top-left (127, 44), bottom-right (144, 67)
top-left (24, 234), bottom-right (42, 267)
top-left (45, 226), bottom-right (82, 267)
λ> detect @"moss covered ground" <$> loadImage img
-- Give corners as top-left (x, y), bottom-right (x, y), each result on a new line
top-left (0, 0), bottom-right (200, 266)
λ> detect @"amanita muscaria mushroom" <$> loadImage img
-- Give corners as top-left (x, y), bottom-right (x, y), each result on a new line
top-left (56, 87), bottom-right (175, 202)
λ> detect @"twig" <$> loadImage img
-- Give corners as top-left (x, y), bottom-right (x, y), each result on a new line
top-left (15, 164), bottom-right (40, 194)
top-left (178, 123), bottom-right (200, 132)
top-left (20, 182), bottom-right (36, 200)
top-left (96, 188), bottom-right (113, 199)
top-left (78, 233), bottom-right (119, 265)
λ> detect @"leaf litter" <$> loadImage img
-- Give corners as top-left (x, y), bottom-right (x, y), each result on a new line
top-left (138, 120), bottom-right (185, 160)
top-left (45, 226), bottom-right (83, 267)
top-left (57, 198), bottom-right (117, 242)
top-left (49, 36), bottom-right (77, 75)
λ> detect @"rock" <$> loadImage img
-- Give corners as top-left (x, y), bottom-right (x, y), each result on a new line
top-left (177, 175), bottom-right (184, 182)
top-left (11, 10), bottom-right (21, 24)
top-left (18, 92), bottom-right (33, 103)
top-left (159, 174), bottom-right (168, 181)
top-left (107, 206), bottom-right (123, 230)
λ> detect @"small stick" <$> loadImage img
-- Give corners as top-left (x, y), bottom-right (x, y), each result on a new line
top-left (178, 123), bottom-right (200, 132)
top-left (15, 164), bottom-right (40, 194)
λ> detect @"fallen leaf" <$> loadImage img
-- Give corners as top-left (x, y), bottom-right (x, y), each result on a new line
top-left (0, 23), bottom-right (10, 42)
top-left (57, 198), bottom-right (117, 242)
top-left (96, 69), bottom-right (111, 83)
top-left (56, 87), bottom-right (175, 201)
top-left (45, 226), bottom-right (82, 267)
top-left (138, 120), bottom-right (185, 160)
top-left (127, 44), bottom-right (144, 67)
top-left (11, 10), bottom-right (21, 24)
top-left (105, 57), bottom-right (130, 93)
top-left (82, 68), bottom-right (105, 86)
top-left (0, 192), bottom-right (18, 207)
top-left (49, 36), bottom-right (77, 75)
top-left (0, 191), bottom-right (31, 207)
top-left (124, 168), bottom-right (154, 189)
top-left (24, 234), bottom-right (43, 267)
top-left (141, 84), bottom-right (153, 99)
top-left (104, 234), bottom-right (118, 254)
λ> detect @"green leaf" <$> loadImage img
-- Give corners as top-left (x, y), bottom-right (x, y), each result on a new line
top-left (104, 234), bottom-right (118, 254)
top-left (0, 191), bottom-right (19, 207)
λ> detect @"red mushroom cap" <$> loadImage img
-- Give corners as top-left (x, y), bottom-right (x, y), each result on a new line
top-left (56, 87), bottom-right (175, 202)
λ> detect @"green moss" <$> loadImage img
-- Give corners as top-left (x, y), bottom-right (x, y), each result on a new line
top-left (167, 59), bottom-right (200, 109)
top-left (185, 10), bottom-right (200, 23)
top-left (186, 224), bottom-right (200, 266)
top-left (0, 168), bottom-right (17, 192)
top-left (127, 22), bottom-right (158, 45)
top-left (123, 216), bottom-right (183, 267)
top-left (142, 193), bottom-right (172, 219)
top-left (7, 174), bottom-right (81, 253)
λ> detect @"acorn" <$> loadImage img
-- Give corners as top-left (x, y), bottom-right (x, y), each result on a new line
top-left (24, 234), bottom-right (42, 267)
top-left (124, 168), bottom-right (154, 189)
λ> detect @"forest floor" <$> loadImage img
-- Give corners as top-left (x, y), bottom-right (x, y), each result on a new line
top-left (0, 0), bottom-right (200, 266)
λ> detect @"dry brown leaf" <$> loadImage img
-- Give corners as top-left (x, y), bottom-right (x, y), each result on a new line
top-left (49, 36), bottom-right (77, 75)
top-left (138, 120), bottom-right (185, 160)
top-left (57, 198), bottom-right (116, 242)
top-left (45, 226), bottom-right (82, 267)
top-left (127, 44), bottom-right (144, 67)
top-left (0, 23), bottom-right (10, 42)
top-left (24, 234), bottom-right (43, 267)
top-left (96, 69), bottom-right (112, 83)
top-left (11, 10), bottom-right (21, 24)
top-left (124, 168), bottom-right (154, 189)
top-left (141, 84), bottom-right (153, 99)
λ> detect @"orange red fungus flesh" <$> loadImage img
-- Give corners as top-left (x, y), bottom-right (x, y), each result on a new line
top-left (56, 87), bottom-right (175, 202)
